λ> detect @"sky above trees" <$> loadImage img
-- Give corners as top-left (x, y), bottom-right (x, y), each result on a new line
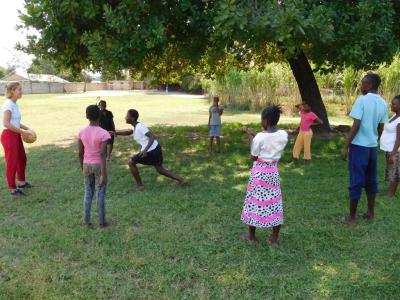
top-left (0, 0), bottom-right (33, 71)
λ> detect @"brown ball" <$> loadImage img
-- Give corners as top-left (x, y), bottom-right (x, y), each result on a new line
top-left (23, 130), bottom-right (37, 144)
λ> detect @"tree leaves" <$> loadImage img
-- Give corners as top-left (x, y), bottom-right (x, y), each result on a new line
top-left (19, 0), bottom-right (400, 78)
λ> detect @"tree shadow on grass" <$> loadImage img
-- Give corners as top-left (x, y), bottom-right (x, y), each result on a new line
top-left (0, 123), bottom-right (399, 298)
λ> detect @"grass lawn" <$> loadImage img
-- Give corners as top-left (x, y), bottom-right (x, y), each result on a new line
top-left (0, 92), bottom-right (398, 299)
top-left (6, 91), bottom-right (350, 148)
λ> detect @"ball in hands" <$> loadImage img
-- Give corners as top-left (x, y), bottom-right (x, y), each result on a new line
top-left (23, 129), bottom-right (37, 144)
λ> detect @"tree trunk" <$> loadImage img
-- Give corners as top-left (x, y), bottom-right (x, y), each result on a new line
top-left (287, 50), bottom-right (331, 132)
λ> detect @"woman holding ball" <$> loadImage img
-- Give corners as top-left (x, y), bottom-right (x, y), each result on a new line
top-left (1, 82), bottom-right (33, 197)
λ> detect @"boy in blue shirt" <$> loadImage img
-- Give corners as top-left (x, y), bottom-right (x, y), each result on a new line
top-left (341, 73), bottom-right (388, 224)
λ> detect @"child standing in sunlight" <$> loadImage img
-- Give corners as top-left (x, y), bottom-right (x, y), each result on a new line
top-left (241, 105), bottom-right (288, 245)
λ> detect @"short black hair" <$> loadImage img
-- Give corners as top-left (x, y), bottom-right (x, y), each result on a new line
top-left (393, 95), bottom-right (400, 102)
top-left (261, 105), bottom-right (282, 126)
top-left (86, 105), bottom-right (100, 121)
top-left (98, 100), bottom-right (106, 105)
top-left (363, 73), bottom-right (381, 90)
top-left (128, 109), bottom-right (139, 121)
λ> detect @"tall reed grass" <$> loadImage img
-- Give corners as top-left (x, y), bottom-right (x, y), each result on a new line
top-left (202, 54), bottom-right (400, 116)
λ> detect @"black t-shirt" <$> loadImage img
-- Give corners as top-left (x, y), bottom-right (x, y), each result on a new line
top-left (99, 110), bottom-right (115, 131)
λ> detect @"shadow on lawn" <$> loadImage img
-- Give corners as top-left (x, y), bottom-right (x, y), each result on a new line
top-left (0, 124), bottom-right (398, 298)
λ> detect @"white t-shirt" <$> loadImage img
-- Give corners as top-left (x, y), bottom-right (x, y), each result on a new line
top-left (2, 99), bottom-right (21, 129)
top-left (380, 115), bottom-right (400, 152)
top-left (133, 122), bottom-right (158, 152)
top-left (251, 130), bottom-right (288, 162)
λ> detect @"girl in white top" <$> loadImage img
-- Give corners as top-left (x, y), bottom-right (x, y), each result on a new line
top-left (241, 105), bottom-right (288, 245)
top-left (1, 82), bottom-right (32, 197)
top-left (380, 96), bottom-right (400, 197)
top-left (113, 109), bottom-right (183, 190)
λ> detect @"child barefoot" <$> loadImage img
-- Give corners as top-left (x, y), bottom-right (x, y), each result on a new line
top-left (112, 109), bottom-right (184, 190)
top-left (292, 102), bottom-right (323, 163)
top-left (208, 96), bottom-right (224, 152)
top-left (241, 105), bottom-right (288, 245)
top-left (77, 105), bottom-right (110, 227)
top-left (97, 98), bottom-right (116, 162)
top-left (380, 96), bottom-right (400, 197)
top-left (341, 73), bottom-right (388, 224)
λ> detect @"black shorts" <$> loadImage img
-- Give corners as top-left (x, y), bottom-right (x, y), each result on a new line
top-left (107, 136), bottom-right (114, 145)
top-left (131, 144), bottom-right (163, 166)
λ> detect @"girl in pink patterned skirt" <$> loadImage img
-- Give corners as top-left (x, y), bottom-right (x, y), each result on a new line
top-left (242, 105), bottom-right (288, 245)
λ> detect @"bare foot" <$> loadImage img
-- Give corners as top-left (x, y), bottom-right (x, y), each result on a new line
top-left (99, 222), bottom-right (110, 228)
top-left (177, 177), bottom-right (185, 185)
top-left (338, 216), bottom-right (356, 225)
top-left (362, 213), bottom-right (374, 221)
top-left (268, 236), bottom-right (279, 246)
top-left (241, 234), bottom-right (257, 243)
top-left (136, 184), bottom-right (144, 191)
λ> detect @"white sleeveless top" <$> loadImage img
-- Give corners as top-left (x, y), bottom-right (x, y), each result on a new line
top-left (380, 115), bottom-right (400, 152)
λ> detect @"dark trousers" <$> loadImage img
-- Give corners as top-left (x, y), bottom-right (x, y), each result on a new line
top-left (348, 144), bottom-right (378, 200)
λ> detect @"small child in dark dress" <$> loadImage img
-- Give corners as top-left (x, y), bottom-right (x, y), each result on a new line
top-left (97, 98), bottom-right (115, 161)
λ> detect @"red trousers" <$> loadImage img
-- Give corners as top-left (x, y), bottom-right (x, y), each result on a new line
top-left (1, 129), bottom-right (26, 189)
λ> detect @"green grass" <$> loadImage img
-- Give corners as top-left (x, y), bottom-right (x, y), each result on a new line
top-left (0, 92), bottom-right (397, 299)
top-left (9, 91), bottom-right (350, 148)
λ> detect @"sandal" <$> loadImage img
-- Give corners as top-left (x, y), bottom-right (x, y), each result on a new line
top-left (17, 182), bottom-right (33, 189)
top-left (11, 189), bottom-right (26, 197)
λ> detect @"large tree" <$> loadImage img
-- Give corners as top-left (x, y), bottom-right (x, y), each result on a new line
top-left (19, 0), bottom-right (400, 131)
top-left (28, 57), bottom-right (57, 74)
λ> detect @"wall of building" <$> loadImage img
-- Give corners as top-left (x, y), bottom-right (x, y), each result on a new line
top-left (0, 80), bottom-right (145, 94)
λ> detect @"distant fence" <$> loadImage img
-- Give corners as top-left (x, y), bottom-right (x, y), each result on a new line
top-left (0, 80), bottom-right (145, 94)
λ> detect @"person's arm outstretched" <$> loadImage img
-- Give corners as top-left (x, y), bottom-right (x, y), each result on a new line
top-left (243, 126), bottom-right (256, 138)
top-left (113, 129), bottom-right (133, 136)
top-left (342, 119), bottom-right (361, 161)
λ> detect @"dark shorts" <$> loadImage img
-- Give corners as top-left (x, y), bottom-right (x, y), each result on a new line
top-left (131, 144), bottom-right (163, 166)
top-left (348, 144), bottom-right (378, 200)
top-left (107, 136), bottom-right (114, 145)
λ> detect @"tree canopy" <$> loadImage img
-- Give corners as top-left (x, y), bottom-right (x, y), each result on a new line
top-left (20, 1), bottom-right (400, 71)
top-left (19, 0), bottom-right (400, 130)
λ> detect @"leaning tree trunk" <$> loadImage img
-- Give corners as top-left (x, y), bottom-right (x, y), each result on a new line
top-left (287, 50), bottom-right (331, 132)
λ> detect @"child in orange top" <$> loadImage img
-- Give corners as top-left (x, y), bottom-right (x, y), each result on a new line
top-left (292, 102), bottom-right (323, 163)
